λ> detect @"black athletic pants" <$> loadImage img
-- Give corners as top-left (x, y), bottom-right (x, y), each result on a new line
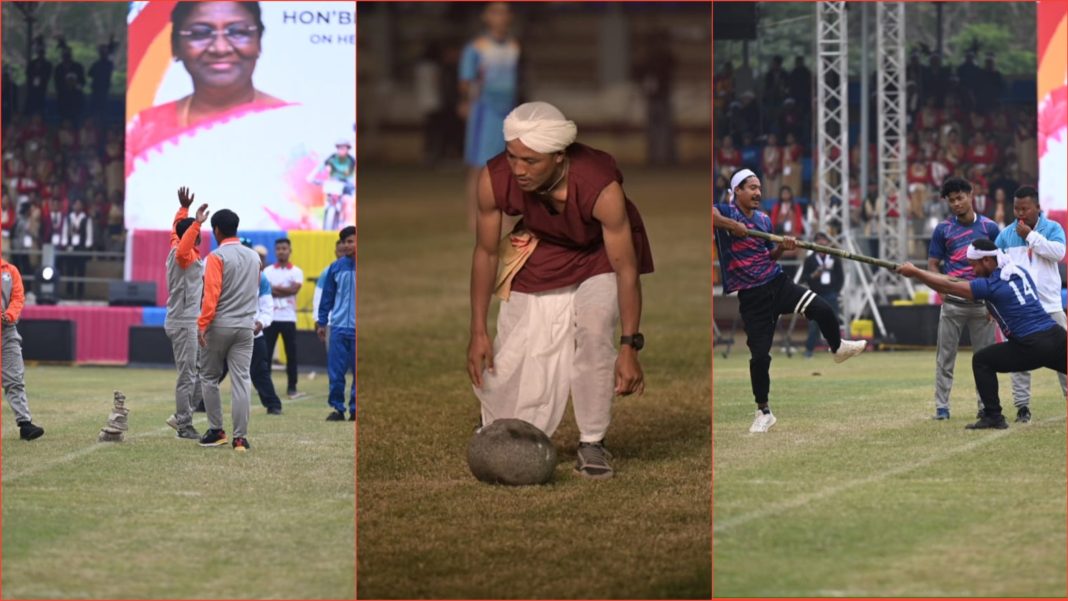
top-left (263, 321), bottom-right (298, 393)
top-left (738, 272), bottom-right (843, 405)
top-left (973, 326), bottom-right (1068, 417)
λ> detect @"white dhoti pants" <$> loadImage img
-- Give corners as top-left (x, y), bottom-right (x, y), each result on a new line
top-left (475, 272), bottom-right (619, 442)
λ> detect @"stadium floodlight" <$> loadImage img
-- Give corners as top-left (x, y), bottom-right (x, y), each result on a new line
top-left (36, 265), bottom-right (59, 305)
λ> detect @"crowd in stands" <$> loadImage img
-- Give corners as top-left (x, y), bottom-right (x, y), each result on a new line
top-left (0, 34), bottom-right (123, 299)
top-left (713, 48), bottom-right (1036, 255)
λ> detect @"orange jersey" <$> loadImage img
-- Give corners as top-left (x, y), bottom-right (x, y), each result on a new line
top-left (197, 238), bottom-right (260, 332)
top-left (198, 251), bottom-right (224, 332)
top-left (1, 259), bottom-right (26, 323)
top-left (170, 207), bottom-right (202, 269)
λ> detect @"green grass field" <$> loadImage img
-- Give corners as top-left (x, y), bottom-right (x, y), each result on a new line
top-left (357, 166), bottom-right (711, 599)
top-left (2, 365), bottom-right (354, 599)
top-left (712, 347), bottom-right (1067, 597)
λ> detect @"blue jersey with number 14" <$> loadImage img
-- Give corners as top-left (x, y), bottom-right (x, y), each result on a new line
top-left (970, 268), bottom-right (1058, 339)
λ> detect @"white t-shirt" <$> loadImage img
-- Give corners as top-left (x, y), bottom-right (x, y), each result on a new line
top-left (263, 263), bottom-right (304, 322)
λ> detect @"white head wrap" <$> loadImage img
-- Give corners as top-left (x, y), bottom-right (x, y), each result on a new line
top-left (728, 169), bottom-right (757, 205)
top-left (502, 102), bottom-right (577, 154)
top-left (966, 243), bottom-right (1024, 281)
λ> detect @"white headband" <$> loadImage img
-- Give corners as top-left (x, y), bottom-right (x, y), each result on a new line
top-left (967, 243), bottom-right (1024, 281)
top-left (503, 102), bottom-right (577, 154)
top-left (728, 169), bottom-right (757, 205)
top-left (965, 245), bottom-right (998, 260)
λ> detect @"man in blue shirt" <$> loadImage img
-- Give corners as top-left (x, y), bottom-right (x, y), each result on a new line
top-left (898, 238), bottom-right (1067, 429)
top-left (317, 226), bottom-right (356, 421)
top-left (713, 167), bottom-right (866, 433)
top-left (927, 177), bottom-right (1001, 421)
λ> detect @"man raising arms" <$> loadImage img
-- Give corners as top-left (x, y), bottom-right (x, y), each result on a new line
top-left (164, 186), bottom-right (207, 440)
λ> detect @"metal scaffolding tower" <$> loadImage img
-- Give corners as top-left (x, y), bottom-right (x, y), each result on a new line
top-left (815, 1), bottom-right (887, 337)
top-left (814, 1), bottom-right (849, 246)
top-left (872, 2), bottom-right (911, 302)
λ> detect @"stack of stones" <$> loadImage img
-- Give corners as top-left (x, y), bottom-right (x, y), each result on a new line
top-left (98, 391), bottom-right (129, 442)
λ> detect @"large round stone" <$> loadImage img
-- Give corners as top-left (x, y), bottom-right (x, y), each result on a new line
top-left (467, 419), bottom-right (558, 485)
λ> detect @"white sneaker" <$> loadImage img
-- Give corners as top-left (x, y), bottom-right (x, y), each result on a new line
top-left (833, 339), bottom-right (867, 363)
top-left (749, 410), bottom-right (777, 433)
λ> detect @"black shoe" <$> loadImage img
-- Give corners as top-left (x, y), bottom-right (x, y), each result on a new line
top-left (199, 428), bottom-right (228, 446)
top-left (326, 410), bottom-right (346, 421)
top-left (348, 413), bottom-right (356, 421)
top-left (18, 421), bottom-right (44, 441)
top-left (1015, 406), bottom-right (1031, 423)
top-left (966, 414), bottom-right (1009, 430)
top-left (267, 407), bottom-right (283, 415)
top-left (232, 437), bottom-right (251, 452)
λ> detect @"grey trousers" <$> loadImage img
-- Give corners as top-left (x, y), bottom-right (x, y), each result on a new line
top-left (2, 324), bottom-right (31, 423)
top-left (165, 325), bottom-right (199, 428)
top-left (200, 326), bottom-right (253, 438)
top-left (1011, 310), bottom-right (1068, 408)
top-left (935, 301), bottom-right (997, 411)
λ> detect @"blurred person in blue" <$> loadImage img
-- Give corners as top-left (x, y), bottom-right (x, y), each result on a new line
top-left (459, 2), bottom-right (521, 230)
top-left (316, 226), bottom-right (356, 421)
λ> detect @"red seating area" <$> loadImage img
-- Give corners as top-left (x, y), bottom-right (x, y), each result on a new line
top-left (128, 229), bottom-right (212, 307)
top-left (20, 305), bottom-right (142, 364)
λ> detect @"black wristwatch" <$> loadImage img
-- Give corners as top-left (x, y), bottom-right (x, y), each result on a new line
top-left (620, 333), bottom-right (644, 351)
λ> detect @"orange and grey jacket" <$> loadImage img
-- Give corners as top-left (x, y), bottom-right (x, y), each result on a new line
top-left (165, 207), bottom-right (205, 328)
top-left (198, 237), bottom-right (260, 332)
top-left (1, 259), bottom-right (25, 326)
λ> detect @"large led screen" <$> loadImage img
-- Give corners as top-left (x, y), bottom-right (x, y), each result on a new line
top-left (125, 1), bottom-right (355, 231)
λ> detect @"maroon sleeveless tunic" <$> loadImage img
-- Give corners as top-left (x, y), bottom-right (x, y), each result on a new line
top-left (487, 143), bottom-right (654, 293)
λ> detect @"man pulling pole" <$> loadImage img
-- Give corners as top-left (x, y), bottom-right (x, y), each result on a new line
top-left (713, 168), bottom-right (867, 433)
top-left (896, 239), bottom-right (1067, 429)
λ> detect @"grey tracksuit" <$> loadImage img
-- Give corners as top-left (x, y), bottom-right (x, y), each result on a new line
top-left (1, 266), bottom-right (30, 423)
top-left (934, 299), bottom-right (997, 412)
top-left (199, 240), bottom-right (260, 438)
top-left (164, 228), bottom-right (205, 429)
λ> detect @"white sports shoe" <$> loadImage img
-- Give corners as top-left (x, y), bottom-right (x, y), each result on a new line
top-left (749, 410), bottom-right (777, 433)
top-left (833, 339), bottom-right (867, 363)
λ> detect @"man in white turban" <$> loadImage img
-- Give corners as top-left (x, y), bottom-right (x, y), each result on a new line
top-left (467, 101), bottom-right (655, 479)
top-left (897, 238), bottom-right (1067, 429)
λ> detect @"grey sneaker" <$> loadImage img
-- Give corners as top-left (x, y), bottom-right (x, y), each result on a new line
top-left (575, 441), bottom-right (614, 480)
top-left (176, 425), bottom-right (200, 440)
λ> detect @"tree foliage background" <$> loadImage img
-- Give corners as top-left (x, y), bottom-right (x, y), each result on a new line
top-left (714, 2), bottom-right (1037, 78)
top-left (2, 1), bottom-right (128, 92)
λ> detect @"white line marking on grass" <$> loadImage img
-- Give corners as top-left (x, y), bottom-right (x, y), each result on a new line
top-left (3, 421), bottom-right (205, 484)
top-left (3, 393), bottom-right (325, 484)
top-left (713, 415), bottom-right (1066, 534)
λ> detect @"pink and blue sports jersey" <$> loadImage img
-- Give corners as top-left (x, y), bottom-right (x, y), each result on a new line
top-left (929, 214), bottom-right (1000, 279)
top-left (970, 268), bottom-right (1059, 339)
top-left (714, 202), bottom-right (782, 293)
